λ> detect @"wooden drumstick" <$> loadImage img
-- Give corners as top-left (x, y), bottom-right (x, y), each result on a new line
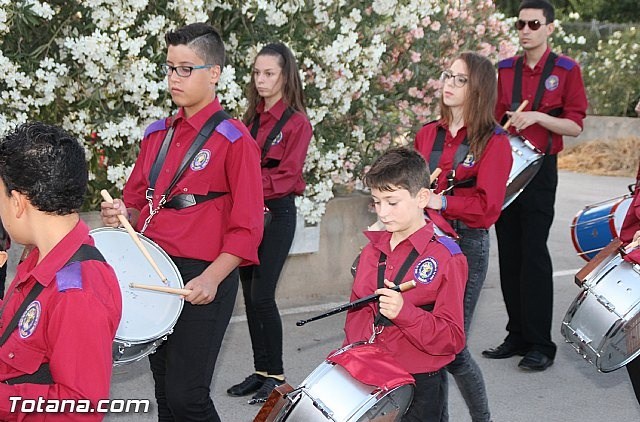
top-left (502, 100), bottom-right (529, 130)
top-left (625, 239), bottom-right (640, 254)
top-left (129, 283), bottom-right (192, 296)
top-left (101, 189), bottom-right (168, 285)
top-left (430, 167), bottom-right (442, 184)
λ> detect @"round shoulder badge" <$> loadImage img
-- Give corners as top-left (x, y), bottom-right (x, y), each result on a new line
top-left (461, 153), bottom-right (476, 167)
top-left (191, 149), bottom-right (211, 171)
top-left (545, 75), bottom-right (559, 91)
top-left (19, 300), bottom-right (41, 339)
top-left (414, 257), bottom-right (438, 284)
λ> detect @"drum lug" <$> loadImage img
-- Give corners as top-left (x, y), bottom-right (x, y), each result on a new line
top-left (312, 397), bottom-right (334, 420)
top-left (595, 294), bottom-right (615, 312)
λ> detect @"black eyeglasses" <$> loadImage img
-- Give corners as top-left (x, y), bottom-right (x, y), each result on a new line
top-left (161, 64), bottom-right (214, 77)
top-left (515, 19), bottom-right (547, 31)
top-left (440, 70), bottom-right (468, 88)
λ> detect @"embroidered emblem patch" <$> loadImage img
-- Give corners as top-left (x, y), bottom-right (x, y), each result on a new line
top-left (414, 257), bottom-right (438, 284)
top-left (461, 153), bottom-right (475, 167)
top-left (191, 149), bottom-right (211, 171)
top-left (272, 132), bottom-right (284, 145)
top-left (19, 301), bottom-right (41, 339)
top-left (545, 75), bottom-right (559, 91)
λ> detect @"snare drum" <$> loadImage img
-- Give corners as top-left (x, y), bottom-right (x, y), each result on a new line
top-left (503, 134), bottom-right (544, 209)
top-left (561, 253), bottom-right (640, 372)
top-left (269, 343), bottom-right (414, 421)
top-left (570, 195), bottom-right (632, 261)
top-left (90, 227), bottom-right (184, 366)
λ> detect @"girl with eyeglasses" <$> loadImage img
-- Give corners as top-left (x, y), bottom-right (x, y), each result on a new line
top-left (226, 43), bottom-right (312, 405)
top-left (414, 51), bottom-right (513, 422)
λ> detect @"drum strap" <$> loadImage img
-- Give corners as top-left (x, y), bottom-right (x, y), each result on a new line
top-left (250, 106), bottom-right (295, 165)
top-left (374, 248), bottom-right (420, 327)
top-left (143, 110), bottom-right (231, 231)
top-left (511, 52), bottom-right (558, 154)
top-left (429, 127), bottom-right (476, 193)
top-left (1, 244), bottom-right (105, 385)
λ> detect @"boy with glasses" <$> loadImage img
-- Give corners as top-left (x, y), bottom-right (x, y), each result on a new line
top-left (483, 0), bottom-right (588, 371)
top-left (101, 23), bottom-right (263, 421)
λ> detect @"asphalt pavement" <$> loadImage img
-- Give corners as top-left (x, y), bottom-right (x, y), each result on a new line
top-left (100, 170), bottom-right (640, 421)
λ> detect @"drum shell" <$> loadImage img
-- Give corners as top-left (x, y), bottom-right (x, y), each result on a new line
top-left (561, 255), bottom-right (640, 372)
top-left (503, 135), bottom-right (544, 210)
top-left (571, 196), bottom-right (632, 261)
top-left (90, 227), bottom-right (184, 366)
top-left (272, 343), bottom-right (414, 421)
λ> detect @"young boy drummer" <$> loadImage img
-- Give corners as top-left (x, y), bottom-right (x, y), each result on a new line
top-left (343, 147), bottom-right (467, 420)
top-left (0, 122), bottom-right (122, 420)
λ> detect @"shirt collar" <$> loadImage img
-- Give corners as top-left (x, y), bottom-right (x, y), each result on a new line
top-left (174, 97), bottom-right (223, 131)
top-left (16, 219), bottom-right (91, 287)
top-left (257, 98), bottom-right (287, 120)
top-left (523, 46), bottom-right (552, 72)
top-left (364, 222), bottom-right (435, 256)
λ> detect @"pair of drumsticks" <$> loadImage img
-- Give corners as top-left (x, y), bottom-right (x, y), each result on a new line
top-left (100, 190), bottom-right (191, 297)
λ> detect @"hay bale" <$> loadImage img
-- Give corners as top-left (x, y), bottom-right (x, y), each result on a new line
top-left (558, 137), bottom-right (640, 177)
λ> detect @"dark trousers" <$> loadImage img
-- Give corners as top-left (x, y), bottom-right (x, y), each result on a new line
top-left (239, 194), bottom-right (296, 375)
top-left (495, 154), bottom-right (558, 359)
top-left (402, 370), bottom-right (447, 421)
top-left (628, 355), bottom-right (640, 404)
top-left (149, 257), bottom-right (239, 422)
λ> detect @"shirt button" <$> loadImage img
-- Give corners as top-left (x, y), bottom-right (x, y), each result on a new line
top-left (176, 142), bottom-right (181, 147)
top-left (183, 188), bottom-right (188, 192)
top-left (8, 352), bottom-right (14, 359)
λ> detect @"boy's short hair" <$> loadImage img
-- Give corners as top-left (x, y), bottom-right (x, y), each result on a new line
top-left (165, 23), bottom-right (225, 68)
top-left (0, 122), bottom-right (87, 215)
top-left (365, 147), bottom-right (430, 196)
top-left (519, 0), bottom-right (555, 22)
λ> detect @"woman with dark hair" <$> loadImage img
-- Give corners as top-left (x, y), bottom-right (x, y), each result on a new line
top-left (414, 51), bottom-right (513, 422)
top-left (227, 42), bottom-right (312, 404)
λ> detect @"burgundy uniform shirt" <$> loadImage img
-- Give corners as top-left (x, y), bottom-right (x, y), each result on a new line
top-left (124, 98), bottom-right (264, 265)
top-left (250, 99), bottom-right (313, 200)
top-left (415, 121), bottom-right (512, 229)
top-left (496, 47), bottom-right (588, 154)
top-left (0, 221), bottom-right (122, 421)
top-left (343, 223), bottom-right (467, 374)
top-left (620, 163), bottom-right (640, 244)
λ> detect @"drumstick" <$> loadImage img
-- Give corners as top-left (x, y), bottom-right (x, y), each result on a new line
top-left (502, 100), bottom-right (529, 130)
top-left (129, 283), bottom-right (192, 296)
top-left (101, 189), bottom-right (168, 285)
top-left (430, 168), bottom-right (442, 184)
top-left (296, 280), bottom-right (417, 326)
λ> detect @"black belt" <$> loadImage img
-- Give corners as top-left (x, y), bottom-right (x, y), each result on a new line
top-left (163, 192), bottom-right (227, 210)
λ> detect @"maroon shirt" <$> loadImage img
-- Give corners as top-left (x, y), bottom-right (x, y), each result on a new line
top-left (496, 47), bottom-right (588, 154)
top-left (415, 121), bottom-right (513, 229)
top-left (620, 162), bottom-right (640, 244)
top-left (124, 98), bottom-right (264, 265)
top-left (250, 99), bottom-right (312, 200)
top-left (0, 221), bottom-right (122, 421)
top-left (343, 223), bottom-right (467, 374)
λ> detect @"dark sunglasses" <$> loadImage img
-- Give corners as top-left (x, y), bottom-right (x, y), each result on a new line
top-left (515, 19), bottom-right (546, 31)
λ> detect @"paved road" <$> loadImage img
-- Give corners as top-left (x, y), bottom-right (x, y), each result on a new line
top-left (101, 170), bottom-right (640, 421)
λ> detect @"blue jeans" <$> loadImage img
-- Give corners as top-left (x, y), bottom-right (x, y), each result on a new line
top-left (445, 226), bottom-right (491, 422)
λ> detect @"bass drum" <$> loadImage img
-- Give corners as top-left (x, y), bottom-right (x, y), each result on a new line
top-left (90, 227), bottom-right (184, 366)
top-left (561, 253), bottom-right (640, 372)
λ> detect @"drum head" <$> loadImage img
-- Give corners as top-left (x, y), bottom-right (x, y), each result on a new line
top-left (90, 227), bottom-right (184, 343)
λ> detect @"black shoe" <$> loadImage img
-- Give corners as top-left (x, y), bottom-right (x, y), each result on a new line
top-left (518, 351), bottom-right (554, 371)
top-left (482, 341), bottom-right (529, 359)
top-left (248, 377), bottom-right (285, 405)
top-left (227, 374), bottom-right (266, 397)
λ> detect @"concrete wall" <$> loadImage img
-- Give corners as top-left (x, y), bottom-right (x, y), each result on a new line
top-left (565, 115), bottom-right (640, 148)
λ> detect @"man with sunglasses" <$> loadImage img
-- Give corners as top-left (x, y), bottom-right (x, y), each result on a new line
top-left (483, 0), bottom-right (587, 372)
